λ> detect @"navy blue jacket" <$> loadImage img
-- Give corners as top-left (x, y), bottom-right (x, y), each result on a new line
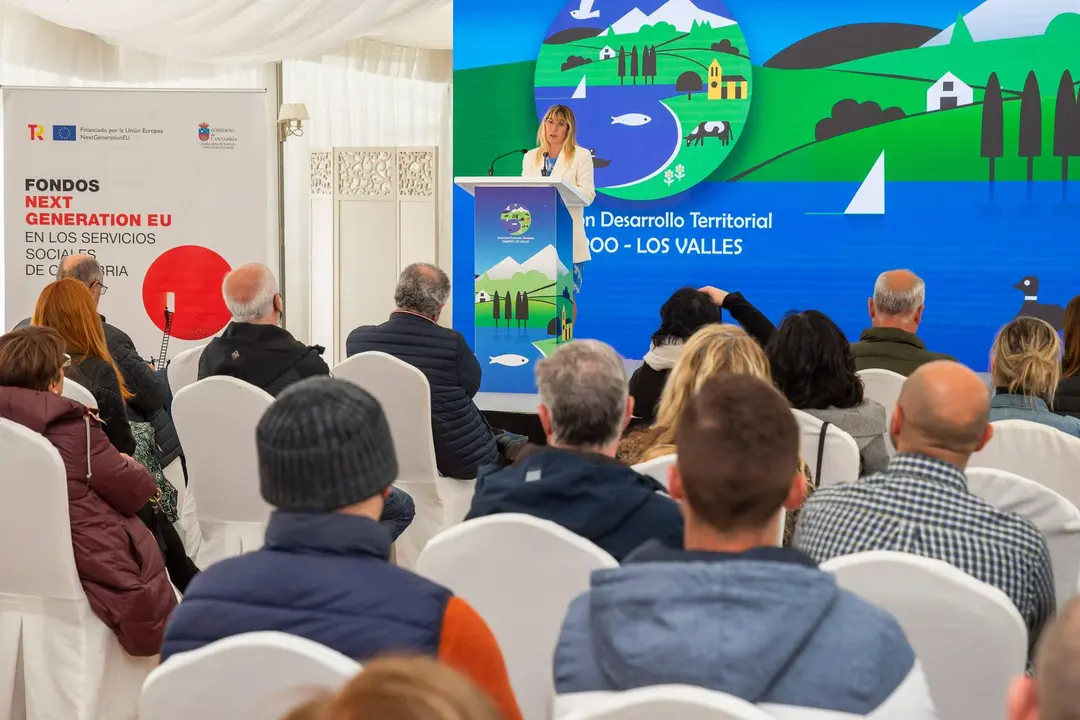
top-left (466, 447), bottom-right (684, 560)
top-left (161, 512), bottom-right (449, 660)
top-left (346, 312), bottom-right (497, 479)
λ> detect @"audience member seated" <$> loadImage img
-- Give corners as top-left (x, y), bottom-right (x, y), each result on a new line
top-left (555, 373), bottom-right (937, 718)
top-left (1008, 595), bottom-right (1080, 720)
top-left (466, 340), bottom-right (683, 561)
top-left (200, 263), bottom-right (329, 397)
top-left (346, 263), bottom-right (522, 480)
top-left (769, 310), bottom-right (890, 473)
top-left (17, 255), bottom-right (181, 469)
top-left (161, 378), bottom-right (522, 720)
top-left (1056, 296), bottom-right (1080, 419)
top-left (851, 270), bottom-right (954, 376)
top-left (795, 361), bottom-right (1055, 653)
top-left (284, 656), bottom-right (501, 720)
top-left (0, 327), bottom-right (176, 656)
top-left (620, 324), bottom-right (812, 544)
top-left (628, 286), bottom-right (775, 424)
top-left (31, 279), bottom-right (200, 589)
top-left (989, 317), bottom-right (1080, 438)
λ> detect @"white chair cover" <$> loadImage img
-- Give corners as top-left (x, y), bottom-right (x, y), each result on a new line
top-left (166, 344), bottom-right (207, 397)
top-left (139, 631), bottom-right (360, 720)
top-left (417, 515), bottom-right (618, 720)
top-left (822, 551), bottom-right (1026, 720)
top-left (631, 454), bottom-right (675, 489)
top-left (333, 352), bottom-right (474, 568)
top-left (60, 378), bottom-right (97, 409)
top-left (560, 685), bottom-right (774, 720)
top-left (967, 467), bottom-right (1080, 611)
top-left (792, 409), bottom-right (860, 487)
top-left (857, 369), bottom-right (905, 455)
top-left (172, 377), bottom-right (273, 568)
top-left (0, 418), bottom-right (155, 720)
top-left (970, 419), bottom-right (1080, 512)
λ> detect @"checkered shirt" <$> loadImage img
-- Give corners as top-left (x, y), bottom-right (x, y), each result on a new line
top-left (794, 453), bottom-right (1055, 650)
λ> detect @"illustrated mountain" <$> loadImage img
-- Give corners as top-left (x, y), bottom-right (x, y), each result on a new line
top-left (482, 244), bottom-right (569, 280)
top-left (600, 0), bottom-right (734, 35)
top-left (924, 0), bottom-right (1080, 44)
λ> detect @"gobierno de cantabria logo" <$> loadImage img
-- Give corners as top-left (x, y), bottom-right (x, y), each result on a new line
top-left (535, 0), bottom-right (752, 201)
top-left (500, 203), bottom-right (533, 236)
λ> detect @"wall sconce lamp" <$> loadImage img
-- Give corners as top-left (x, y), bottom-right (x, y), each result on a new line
top-left (278, 103), bottom-right (309, 142)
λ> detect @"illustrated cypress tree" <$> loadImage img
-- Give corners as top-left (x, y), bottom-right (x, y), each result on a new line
top-left (1054, 70), bottom-right (1078, 185)
top-left (492, 291), bottom-right (501, 328)
top-left (951, 11), bottom-right (974, 44)
top-left (981, 72), bottom-right (1004, 185)
top-left (521, 292), bottom-right (530, 322)
top-left (504, 291), bottom-right (512, 321)
top-left (514, 292), bottom-right (523, 327)
top-left (1019, 71), bottom-right (1043, 183)
top-left (618, 47), bottom-right (626, 86)
top-left (630, 46), bottom-right (639, 85)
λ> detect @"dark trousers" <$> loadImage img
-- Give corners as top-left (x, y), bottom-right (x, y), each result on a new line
top-left (380, 487), bottom-right (415, 541)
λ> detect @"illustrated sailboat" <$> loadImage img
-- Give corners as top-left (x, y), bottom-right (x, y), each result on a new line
top-left (572, 75), bottom-right (587, 100)
top-left (844, 151), bottom-right (886, 215)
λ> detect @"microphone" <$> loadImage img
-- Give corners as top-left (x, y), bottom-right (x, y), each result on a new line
top-left (488, 148), bottom-right (528, 176)
top-left (542, 152), bottom-right (550, 177)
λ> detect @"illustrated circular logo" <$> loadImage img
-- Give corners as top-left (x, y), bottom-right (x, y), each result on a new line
top-left (500, 203), bottom-right (533, 235)
top-left (535, 0), bottom-right (752, 201)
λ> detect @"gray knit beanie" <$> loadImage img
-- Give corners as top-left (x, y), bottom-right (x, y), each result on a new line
top-left (256, 377), bottom-right (398, 511)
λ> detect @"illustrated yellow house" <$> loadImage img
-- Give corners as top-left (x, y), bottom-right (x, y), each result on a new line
top-left (707, 59), bottom-right (749, 101)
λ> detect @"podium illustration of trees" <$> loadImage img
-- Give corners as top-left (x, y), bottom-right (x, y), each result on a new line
top-left (677, 71), bottom-right (703, 100)
top-left (630, 46), bottom-right (639, 85)
top-left (618, 46), bottom-right (626, 86)
top-left (504, 292), bottom-right (512, 321)
top-left (1019, 71), bottom-right (1042, 184)
top-left (492, 291), bottom-right (501, 328)
top-left (1054, 70), bottom-right (1079, 189)
top-left (981, 73), bottom-right (1003, 189)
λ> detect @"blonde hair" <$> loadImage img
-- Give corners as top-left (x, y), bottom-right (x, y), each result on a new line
top-left (991, 316), bottom-right (1062, 404)
top-left (286, 656), bottom-right (501, 720)
top-left (642, 324), bottom-right (771, 459)
top-left (536, 104), bottom-right (578, 166)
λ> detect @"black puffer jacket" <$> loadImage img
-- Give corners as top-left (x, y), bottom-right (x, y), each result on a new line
top-left (346, 312), bottom-right (497, 479)
top-left (17, 315), bottom-right (181, 466)
top-left (1054, 375), bottom-right (1080, 419)
top-left (198, 322), bottom-right (329, 398)
top-left (65, 355), bottom-right (135, 455)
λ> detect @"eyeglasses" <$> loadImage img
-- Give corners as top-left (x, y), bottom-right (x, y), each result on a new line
top-left (62, 353), bottom-right (72, 369)
top-left (97, 281), bottom-right (108, 296)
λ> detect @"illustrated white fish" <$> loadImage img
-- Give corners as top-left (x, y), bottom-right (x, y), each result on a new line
top-left (489, 354), bottom-right (530, 367)
top-left (611, 113), bottom-right (652, 126)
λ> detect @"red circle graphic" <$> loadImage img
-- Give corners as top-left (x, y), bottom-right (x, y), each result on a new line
top-left (142, 246), bottom-right (233, 341)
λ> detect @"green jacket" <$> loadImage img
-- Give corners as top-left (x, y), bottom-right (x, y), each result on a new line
top-left (851, 327), bottom-right (955, 377)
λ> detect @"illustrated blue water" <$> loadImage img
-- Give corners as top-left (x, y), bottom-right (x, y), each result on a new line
top-left (535, 84), bottom-right (680, 187)
top-left (477, 326), bottom-right (550, 393)
top-left (457, 180), bottom-right (1080, 394)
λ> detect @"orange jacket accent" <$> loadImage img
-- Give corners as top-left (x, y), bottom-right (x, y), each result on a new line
top-left (439, 597), bottom-right (524, 720)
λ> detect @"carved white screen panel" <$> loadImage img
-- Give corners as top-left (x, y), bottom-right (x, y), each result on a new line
top-left (308, 147), bottom-right (439, 365)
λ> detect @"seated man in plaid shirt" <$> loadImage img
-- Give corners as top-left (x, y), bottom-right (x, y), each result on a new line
top-left (795, 361), bottom-right (1055, 653)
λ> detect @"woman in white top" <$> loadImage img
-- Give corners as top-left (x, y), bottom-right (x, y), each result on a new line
top-left (522, 104), bottom-right (595, 325)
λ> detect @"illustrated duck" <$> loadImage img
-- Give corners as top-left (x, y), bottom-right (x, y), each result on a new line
top-left (1014, 276), bottom-right (1067, 330)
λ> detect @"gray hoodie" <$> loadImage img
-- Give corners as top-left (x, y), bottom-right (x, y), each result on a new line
top-left (554, 543), bottom-right (938, 718)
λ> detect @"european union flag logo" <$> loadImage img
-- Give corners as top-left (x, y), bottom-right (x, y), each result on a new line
top-left (52, 125), bottom-right (77, 142)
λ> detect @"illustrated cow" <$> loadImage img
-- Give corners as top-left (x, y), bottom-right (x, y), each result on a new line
top-left (684, 121), bottom-right (735, 146)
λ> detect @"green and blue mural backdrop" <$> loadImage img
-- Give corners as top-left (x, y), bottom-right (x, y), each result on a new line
top-left (454, 0), bottom-right (1080, 393)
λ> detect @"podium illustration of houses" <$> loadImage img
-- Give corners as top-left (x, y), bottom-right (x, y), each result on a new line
top-left (455, 176), bottom-right (586, 393)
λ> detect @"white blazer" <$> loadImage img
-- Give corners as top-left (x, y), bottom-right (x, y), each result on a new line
top-left (522, 146), bottom-right (595, 263)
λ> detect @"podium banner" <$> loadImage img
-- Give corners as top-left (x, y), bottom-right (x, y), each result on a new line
top-left (2, 87), bottom-right (268, 359)
top-left (473, 185), bottom-right (573, 393)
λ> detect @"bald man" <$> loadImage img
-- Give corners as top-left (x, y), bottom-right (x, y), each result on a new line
top-left (198, 263), bottom-right (330, 398)
top-left (851, 269), bottom-right (955, 376)
top-left (1010, 595), bottom-right (1080, 720)
top-left (795, 361), bottom-right (1055, 654)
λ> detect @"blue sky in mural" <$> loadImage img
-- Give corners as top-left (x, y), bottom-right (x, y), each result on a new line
top-left (453, 0), bottom-right (980, 70)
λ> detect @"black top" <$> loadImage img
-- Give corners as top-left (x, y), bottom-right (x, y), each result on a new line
top-left (65, 355), bottom-right (135, 455)
top-left (199, 322), bottom-right (329, 398)
top-left (1055, 374), bottom-right (1080, 419)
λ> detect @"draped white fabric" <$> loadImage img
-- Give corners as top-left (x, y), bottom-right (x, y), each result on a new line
top-left (4, 0), bottom-right (450, 63)
top-left (282, 39), bottom-right (452, 343)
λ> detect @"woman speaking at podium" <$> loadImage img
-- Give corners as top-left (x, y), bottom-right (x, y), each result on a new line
top-left (522, 104), bottom-right (595, 331)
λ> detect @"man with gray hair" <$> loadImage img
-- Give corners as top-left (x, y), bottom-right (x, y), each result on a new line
top-left (347, 263), bottom-right (516, 480)
top-left (851, 269), bottom-right (954, 376)
top-left (466, 340), bottom-right (683, 560)
top-left (199, 263), bottom-right (329, 397)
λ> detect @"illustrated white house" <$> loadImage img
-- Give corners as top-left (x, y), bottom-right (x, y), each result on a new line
top-left (927, 72), bottom-right (973, 112)
top-left (475, 290), bottom-right (490, 303)
top-left (599, 45), bottom-right (616, 60)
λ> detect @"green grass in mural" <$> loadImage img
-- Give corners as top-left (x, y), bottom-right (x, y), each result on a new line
top-left (454, 61), bottom-right (538, 178)
top-left (743, 96), bottom-right (1064, 182)
top-left (533, 338), bottom-right (562, 358)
